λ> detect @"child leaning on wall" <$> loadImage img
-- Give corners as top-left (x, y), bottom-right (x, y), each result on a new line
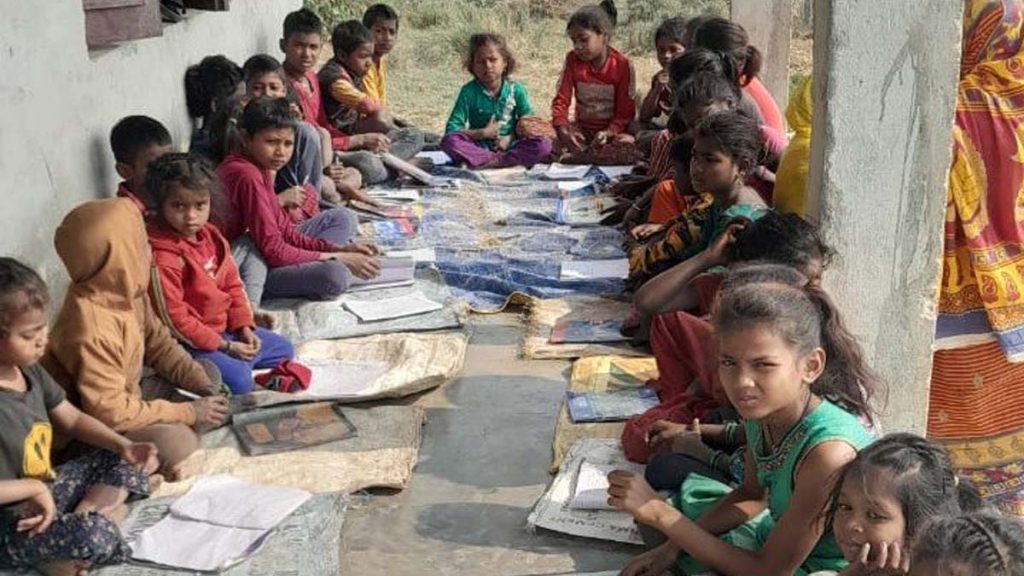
top-left (440, 33), bottom-right (552, 169)
top-left (41, 199), bottom-right (230, 482)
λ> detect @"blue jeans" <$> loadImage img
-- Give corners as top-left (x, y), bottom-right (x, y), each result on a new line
top-left (189, 328), bottom-right (294, 394)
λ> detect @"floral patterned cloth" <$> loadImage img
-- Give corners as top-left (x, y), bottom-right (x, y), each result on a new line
top-left (0, 450), bottom-right (148, 569)
top-left (929, 0), bottom-right (1024, 516)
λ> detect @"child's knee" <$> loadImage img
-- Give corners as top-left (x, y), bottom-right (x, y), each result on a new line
top-left (320, 264), bottom-right (351, 299)
top-left (125, 424), bottom-right (199, 475)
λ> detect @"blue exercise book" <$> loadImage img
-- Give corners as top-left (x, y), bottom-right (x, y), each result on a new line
top-left (566, 386), bottom-right (660, 423)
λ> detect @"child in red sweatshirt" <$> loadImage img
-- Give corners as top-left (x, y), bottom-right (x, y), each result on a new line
top-left (216, 97), bottom-right (380, 303)
top-left (145, 153), bottom-right (295, 395)
top-left (551, 1), bottom-right (637, 165)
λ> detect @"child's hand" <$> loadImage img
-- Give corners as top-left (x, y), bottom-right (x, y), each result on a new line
top-left (352, 133), bottom-right (391, 153)
top-left (334, 243), bottom-right (377, 256)
top-left (237, 326), bottom-right (261, 353)
top-left (192, 396), bottom-right (230, 433)
top-left (607, 470), bottom-right (666, 527)
top-left (119, 442), bottom-right (160, 475)
top-left (620, 543), bottom-right (678, 576)
top-left (223, 340), bottom-right (257, 361)
top-left (839, 542), bottom-right (910, 575)
top-left (336, 253), bottom-right (381, 280)
top-left (654, 70), bottom-right (670, 87)
top-left (646, 419), bottom-right (687, 450)
top-left (630, 223), bottom-right (664, 240)
top-left (496, 135), bottom-right (512, 151)
top-left (277, 186), bottom-right (306, 209)
top-left (594, 130), bottom-right (612, 147)
top-left (557, 127), bottom-right (586, 154)
top-left (704, 221), bottom-right (746, 266)
top-left (481, 117), bottom-right (501, 141)
top-left (17, 481), bottom-right (55, 536)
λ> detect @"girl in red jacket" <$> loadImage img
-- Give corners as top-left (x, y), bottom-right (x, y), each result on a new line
top-left (551, 0), bottom-right (638, 165)
top-left (145, 153), bottom-right (295, 395)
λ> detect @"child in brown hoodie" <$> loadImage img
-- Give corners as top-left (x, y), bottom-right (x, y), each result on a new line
top-left (41, 198), bottom-right (229, 481)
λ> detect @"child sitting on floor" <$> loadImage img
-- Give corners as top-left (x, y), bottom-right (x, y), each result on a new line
top-left (0, 258), bottom-right (159, 576)
top-left (146, 153), bottom-right (295, 395)
top-left (242, 54), bottom-right (367, 209)
top-left (109, 115), bottom-right (175, 215)
top-left (441, 33), bottom-right (552, 169)
top-left (318, 20), bottom-right (424, 162)
top-left (609, 278), bottom-right (878, 576)
top-left (910, 512), bottom-right (1024, 576)
top-left (690, 17), bottom-right (784, 133)
top-left (184, 55), bottom-right (243, 159)
top-left (216, 97), bottom-right (380, 302)
top-left (361, 4), bottom-right (397, 109)
top-left (42, 199), bottom-right (229, 482)
top-left (810, 433), bottom-right (984, 576)
top-left (636, 17), bottom-right (687, 135)
top-left (279, 8), bottom-right (391, 185)
top-left (551, 0), bottom-right (638, 165)
top-left (627, 110), bottom-right (770, 286)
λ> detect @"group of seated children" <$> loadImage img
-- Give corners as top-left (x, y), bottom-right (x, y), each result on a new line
top-left (0, 3), bottom-right (1019, 576)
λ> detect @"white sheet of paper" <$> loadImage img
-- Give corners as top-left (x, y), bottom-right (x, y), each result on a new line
top-left (527, 439), bottom-right (644, 545)
top-left (132, 516), bottom-right (267, 572)
top-left (560, 259), bottom-right (629, 280)
top-left (366, 188), bottom-right (421, 202)
top-left (570, 461), bottom-right (616, 510)
top-left (342, 291), bottom-right (444, 322)
top-left (598, 165), bottom-right (635, 180)
top-left (546, 163), bottom-right (593, 180)
top-left (292, 358), bottom-right (389, 399)
top-left (347, 279), bottom-right (416, 292)
top-left (386, 247), bottom-right (437, 262)
top-left (169, 475), bottom-right (311, 530)
top-left (414, 150), bottom-right (452, 165)
top-left (557, 180), bottom-right (594, 192)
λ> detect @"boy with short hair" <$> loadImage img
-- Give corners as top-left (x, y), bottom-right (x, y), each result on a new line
top-left (361, 3), bottom-right (398, 107)
top-left (280, 8), bottom-right (391, 184)
top-left (109, 116), bottom-right (174, 214)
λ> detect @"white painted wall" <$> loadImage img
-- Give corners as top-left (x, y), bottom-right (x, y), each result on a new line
top-left (0, 0), bottom-right (300, 296)
top-left (807, 0), bottom-right (962, 433)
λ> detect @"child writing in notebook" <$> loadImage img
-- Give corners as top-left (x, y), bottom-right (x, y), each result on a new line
top-left (810, 433), bottom-right (984, 576)
top-left (440, 33), bottom-right (552, 169)
top-left (146, 153), bottom-right (296, 395)
top-left (0, 258), bottom-right (157, 575)
top-left (609, 278), bottom-right (879, 575)
top-left (216, 97), bottom-right (381, 301)
top-left (551, 0), bottom-right (638, 165)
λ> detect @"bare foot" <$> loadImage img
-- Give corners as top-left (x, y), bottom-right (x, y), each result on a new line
top-left (147, 473), bottom-right (164, 494)
top-left (38, 559), bottom-right (89, 576)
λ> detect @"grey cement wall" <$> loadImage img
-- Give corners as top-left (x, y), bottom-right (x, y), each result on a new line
top-left (731, 0), bottom-right (793, 116)
top-left (807, 0), bottom-right (962, 433)
top-left (0, 0), bottom-right (300, 297)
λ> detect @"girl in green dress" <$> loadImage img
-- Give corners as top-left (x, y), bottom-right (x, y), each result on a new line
top-left (609, 277), bottom-right (880, 575)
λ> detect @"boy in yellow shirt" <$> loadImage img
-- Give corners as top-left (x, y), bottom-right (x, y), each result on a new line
top-left (362, 4), bottom-right (397, 108)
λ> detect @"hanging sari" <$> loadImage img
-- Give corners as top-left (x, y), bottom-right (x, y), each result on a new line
top-left (930, 0), bottom-right (1024, 516)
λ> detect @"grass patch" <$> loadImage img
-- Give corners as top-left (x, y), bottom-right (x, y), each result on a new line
top-left (304, 0), bottom-right (810, 132)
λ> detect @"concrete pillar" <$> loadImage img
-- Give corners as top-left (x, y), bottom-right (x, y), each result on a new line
top-left (731, 0), bottom-right (792, 115)
top-left (807, 0), bottom-right (962, 434)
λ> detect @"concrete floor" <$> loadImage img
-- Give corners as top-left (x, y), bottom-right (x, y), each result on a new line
top-left (340, 314), bottom-right (636, 575)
